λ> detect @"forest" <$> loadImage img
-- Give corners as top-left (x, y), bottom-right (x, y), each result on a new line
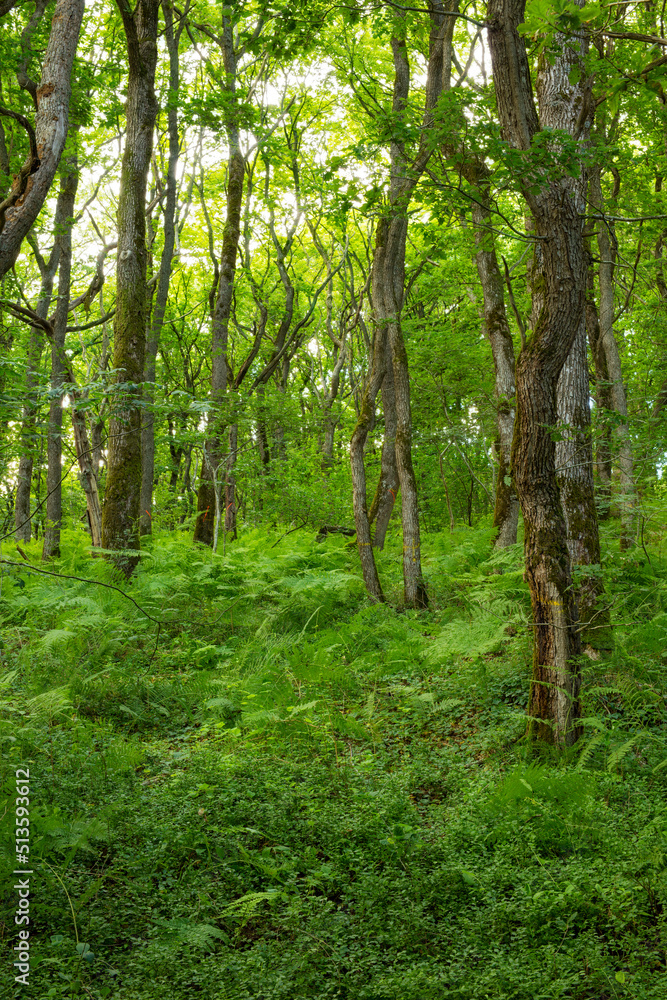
top-left (1, 0), bottom-right (667, 996)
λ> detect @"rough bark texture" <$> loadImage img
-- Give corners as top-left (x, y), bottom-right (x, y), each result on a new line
top-left (0, 0), bottom-right (85, 278)
top-left (488, 0), bottom-right (591, 744)
top-left (140, 0), bottom-right (182, 535)
top-left (42, 156), bottom-right (78, 559)
top-left (194, 15), bottom-right (243, 545)
top-left (101, 0), bottom-right (159, 575)
top-left (555, 318), bottom-right (607, 649)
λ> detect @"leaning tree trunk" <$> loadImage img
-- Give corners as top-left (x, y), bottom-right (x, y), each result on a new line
top-left (139, 0), bottom-right (181, 536)
top-left (101, 0), bottom-right (159, 575)
top-left (488, 0), bottom-right (591, 745)
top-left (42, 154), bottom-right (78, 560)
top-left (0, 0), bottom-right (84, 278)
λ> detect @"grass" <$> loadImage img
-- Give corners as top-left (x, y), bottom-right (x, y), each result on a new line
top-left (0, 521), bottom-right (666, 999)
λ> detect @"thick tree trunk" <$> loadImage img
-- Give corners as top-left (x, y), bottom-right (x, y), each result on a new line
top-left (0, 0), bottom-right (85, 278)
top-left (555, 317), bottom-right (607, 649)
top-left (42, 156), bottom-right (78, 560)
top-left (101, 0), bottom-right (159, 575)
top-left (488, 0), bottom-right (591, 744)
top-left (140, 0), bottom-right (181, 536)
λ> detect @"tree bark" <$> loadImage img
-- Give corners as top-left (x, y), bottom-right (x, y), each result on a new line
top-left (139, 0), bottom-right (182, 536)
top-left (42, 153), bottom-right (78, 559)
top-left (101, 0), bottom-right (159, 575)
top-left (0, 0), bottom-right (85, 278)
top-left (555, 317), bottom-right (607, 649)
top-left (488, 0), bottom-right (592, 744)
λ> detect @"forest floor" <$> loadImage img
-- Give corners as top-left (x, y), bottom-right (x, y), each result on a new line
top-left (1, 521), bottom-right (666, 999)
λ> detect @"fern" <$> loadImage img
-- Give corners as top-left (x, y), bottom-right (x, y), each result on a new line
top-left (222, 889), bottom-right (285, 931)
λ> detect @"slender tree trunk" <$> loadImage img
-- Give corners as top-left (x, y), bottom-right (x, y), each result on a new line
top-left (42, 154), bottom-right (78, 560)
top-left (101, 0), bottom-right (159, 575)
top-left (15, 304), bottom-right (48, 542)
top-left (585, 254), bottom-right (612, 514)
top-left (471, 192), bottom-right (519, 547)
top-left (368, 340), bottom-right (399, 550)
top-left (225, 422), bottom-right (238, 539)
top-left (488, 0), bottom-right (591, 745)
top-left (351, 5), bottom-right (451, 608)
top-left (194, 15), bottom-right (243, 546)
top-left (350, 324), bottom-right (386, 603)
top-left (140, 0), bottom-right (181, 536)
top-left (590, 169), bottom-right (634, 546)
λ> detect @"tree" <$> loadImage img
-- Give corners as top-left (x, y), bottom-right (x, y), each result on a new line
top-left (487, 0), bottom-right (593, 745)
top-left (0, 0), bottom-right (85, 278)
top-left (101, 0), bottom-right (159, 574)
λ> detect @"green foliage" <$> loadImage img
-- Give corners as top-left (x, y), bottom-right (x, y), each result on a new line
top-left (1, 525), bottom-right (666, 998)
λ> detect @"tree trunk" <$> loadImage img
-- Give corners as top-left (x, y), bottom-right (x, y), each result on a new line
top-left (350, 324), bottom-right (386, 603)
top-left (225, 422), bottom-right (238, 540)
top-left (351, 5), bottom-right (452, 608)
top-left (368, 341), bottom-right (399, 550)
top-left (140, 0), bottom-right (181, 536)
top-left (0, 0), bottom-right (85, 278)
top-left (488, 0), bottom-right (591, 745)
top-left (555, 317), bottom-right (607, 650)
top-left (101, 0), bottom-right (159, 575)
top-left (585, 253), bottom-right (612, 515)
top-left (14, 319), bottom-right (43, 543)
top-left (194, 14), bottom-right (244, 545)
top-left (15, 286), bottom-right (52, 543)
top-left (590, 168), bottom-right (634, 547)
top-left (42, 154), bottom-right (78, 560)
top-left (471, 192), bottom-right (519, 548)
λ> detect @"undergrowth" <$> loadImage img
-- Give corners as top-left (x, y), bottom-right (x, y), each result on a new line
top-left (0, 522), bottom-right (666, 999)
